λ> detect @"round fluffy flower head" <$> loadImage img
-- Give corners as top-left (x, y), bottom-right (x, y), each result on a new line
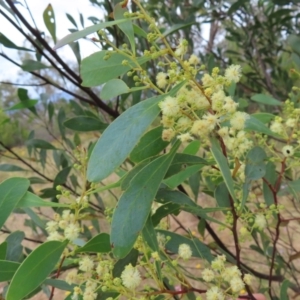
top-left (254, 214), bottom-right (267, 230)
top-left (270, 120), bottom-right (284, 134)
top-left (188, 54), bottom-right (200, 65)
top-left (83, 288), bottom-right (97, 300)
top-left (178, 133), bottom-right (194, 143)
top-left (202, 268), bottom-right (215, 282)
top-left (243, 274), bottom-right (254, 286)
top-left (230, 111), bottom-right (249, 130)
top-left (156, 72), bottom-right (169, 89)
top-left (121, 263), bottom-right (141, 289)
top-left (175, 39), bottom-right (188, 56)
top-left (64, 223), bottom-right (81, 241)
top-left (66, 269), bottom-right (78, 285)
top-left (46, 220), bottom-right (58, 233)
top-left (225, 65), bottom-right (242, 83)
top-left (211, 255), bottom-right (225, 271)
top-left (159, 96), bottom-right (180, 117)
top-left (230, 276), bottom-right (245, 293)
top-left (162, 128), bottom-right (175, 141)
top-left (282, 145), bottom-right (294, 157)
top-left (178, 243), bottom-right (192, 260)
top-left (286, 118), bottom-right (296, 127)
top-left (206, 286), bottom-right (224, 300)
top-left (79, 256), bottom-right (94, 272)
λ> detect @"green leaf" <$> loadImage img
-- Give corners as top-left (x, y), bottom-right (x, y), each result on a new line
top-left (44, 278), bottom-right (74, 291)
top-left (0, 178), bottom-right (29, 228)
top-left (5, 231), bottom-right (24, 262)
top-left (210, 138), bottom-right (237, 202)
top-left (163, 164), bottom-right (204, 189)
top-left (0, 32), bottom-right (33, 51)
top-left (81, 51), bottom-right (149, 87)
top-left (6, 240), bottom-right (68, 300)
top-left (0, 164), bottom-right (26, 172)
top-left (76, 233), bottom-right (111, 253)
top-left (17, 88), bottom-right (37, 115)
top-left (0, 260), bottom-right (20, 282)
top-left (157, 230), bottom-right (213, 262)
top-left (245, 116), bottom-right (279, 137)
top-left (142, 217), bottom-right (159, 251)
top-left (251, 94), bottom-right (282, 106)
top-left (130, 126), bottom-right (169, 163)
top-left (114, 4), bottom-right (135, 53)
top-left (242, 147), bottom-right (267, 207)
top-left (6, 100), bottom-right (38, 111)
top-left (215, 182), bottom-right (231, 208)
top-left (21, 60), bottom-right (50, 72)
top-left (0, 242), bottom-right (7, 260)
top-left (100, 79), bottom-right (130, 100)
top-left (111, 142), bottom-right (180, 258)
top-left (280, 279), bottom-right (292, 300)
top-left (156, 189), bottom-right (196, 207)
top-left (43, 4), bottom-right (56, 43)
top-left (183, 140), bottom-right (201, 155)
top-left (54, 167), bottom-right (72, 186)
top-left (26, 139), bottom-right (56, 150)
top-left (152, 203), bottom-right (180, 227)
top-left (54, 19), bottom-right (130, 50)
top-left (133, 24), bottom-right (147, 38)
top-left (252, 113), bottom-right (275, 124)
top-left (87, 82), bottom-right (185, 182)
top-left (120, 158), bottom-right (152, 191)
top-left (17, 192), bottom-right (69, 208)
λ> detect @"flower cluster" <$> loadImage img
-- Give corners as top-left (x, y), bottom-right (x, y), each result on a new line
top-left (158, 63), bottom-right (253, 158)
top-left (202, 255), bottom-right (254, 299)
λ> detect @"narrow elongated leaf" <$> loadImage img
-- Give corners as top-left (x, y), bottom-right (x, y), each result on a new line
top-left (156, 189), bottom-right (196, 207)
top-left (252, 113), bottom-right (274, 124)
top-left (81, 51), bottom-right (149, 87)
top-left (43, 4), bottom-right (56, 43)
top-left (26, 139), bottom-right (56, 150)
top-left (0, 242), bottom-right (7, 260)
top-left (152, 203), bottom-right (180, 227)
top-left (54, 19), bottom-right (130, 49)
top-left (17, 192), bottom-right (69, 208)
top-left (6, 240), bottom-right (68, 300)
top-left (251, 94), bottom-right (282, 106)
top-left (163, 164), bottom-right (204, 189)
top-left (5, 231), bottom-right (24, 262)
top-left (54, 166), bottom-right (72, 186)
top-left (280, 279), bottom-right (292, 300)
top-left (183, 140), bottom-right (201, 155)
top-left (44, 278), bottom-right (74, 291)
top-left (142, 217), bottom-right (159, 251)
top-left (0, 164), bottom-right (26, 172)
top-left (157, 230), bottom-right (214, 262)
top-left (0, 260), bottom-right (20, 282)
top-left (76, 233), bottom-right (111, 253)
top-left (111, 142), bottom-right (180, 258)
top-left (0, 178), bottom-right (29, 228)
top-left (245, 116), bottom-right (279, 137)
top-left (87, 82), bottom-right (185, 182)
top-left (64, 116), bottom-right (107, 132)
top-left (6, 100), bottom-right (38, 111)
top-left (0, 32), bottom-right (32, 51)
top-left (101, 79), bottom-right (130, 100)
top-left (210, 138), bottom-right (237, 202)
top-left (114, 4), bottom-right (135, 53)
top-left (21, 60), bottom-right (49, 72)
top-left (130, 126), bottom-right (169, 163)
